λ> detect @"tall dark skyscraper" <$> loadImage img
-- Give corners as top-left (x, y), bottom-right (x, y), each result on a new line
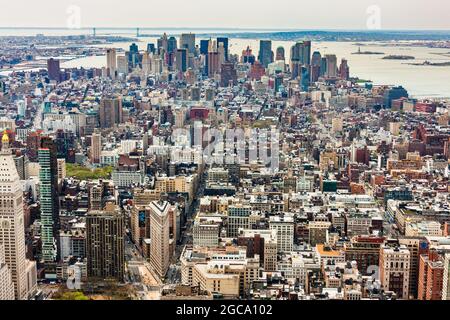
top-left (47, 58), bottom-right (61, 82)
top-left (200, 39), bottom-right (210, 55)
top-left (39, 136), bottom-right (60, 265)
top-left (258, 40), bottom-right (273, 68)
top-left (290, 41), bottom-right (311, 65)
top-left (339, 58), bottom-right (350, 80)
top-left (220, 62), bottom-right (237, 87)
top-left (99, 96), bottom-right (123, 129)
top-left (276, 46), bottom-right (285, 61)
top-left (147, 43), bottom-right (156, 54)
top-left (311, 51), bottom-right (322, 82)
top-left (86, 205), bottom-right (125, 282)
top-left (175, 48), bottom-right (188, 73)
top-left (129, 43), bottom-right (139, 53)
top-left (217, 37), bottom-right (229, 61)
top-left (167, 37), bottom-right (178, 54)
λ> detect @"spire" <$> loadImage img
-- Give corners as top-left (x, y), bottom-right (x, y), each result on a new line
top-left (1, 130), bottom-right (10, 152)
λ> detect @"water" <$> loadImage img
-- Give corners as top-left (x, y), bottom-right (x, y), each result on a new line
top-left (1, 29), bottom-right (450, 99)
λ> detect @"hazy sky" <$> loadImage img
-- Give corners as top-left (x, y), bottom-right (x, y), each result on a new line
top-left (1, 0), bottom-right (449, 30)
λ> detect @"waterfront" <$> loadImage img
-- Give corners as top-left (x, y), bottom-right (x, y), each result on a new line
top-left (1, 29), bottom-right (450, 98)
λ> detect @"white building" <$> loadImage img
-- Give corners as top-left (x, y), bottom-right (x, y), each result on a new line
top-left (0, 244), bottom-right (14, 300)
top-left (0, 133), bottom-right (35, 299)
top-left (269, 216), bottom-right (294, 253)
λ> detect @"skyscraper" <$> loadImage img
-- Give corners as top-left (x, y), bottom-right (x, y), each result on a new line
top-left (167, 36), bottom-right (177, 54)
top-left (0, 132), bottom-right (28, 299)
top-left (217, 37), bottom-right (229, 61)
top-left (39, 137), bottom-right (59, 265)
top-left (208, 40), bottom-right (219, 78)
top-left (157, 33), bottom-right (168, 55)
top-left (149, 201), bottom-right (171, 279)
top-left (290, 41), bottom-right (311, 65)
top-left (339, 58), bottom-right (350, 80)
top-left (0, 244), bottom-right (15, 300)
top-left (418, 250), bottom-right (444, 300)
top-left (275, 46), bottom-right (285, 61)
top-left (380, 245), bottom-right (411, 299)
top-left (220, 62), bottom-right (237, 87)
top-left (180, 33), bottom-right (196, 55)
top-left (106, 49), bottom-right (117, 79)
top-left (324, 54), bottom-right (338, 78)
top-left (99, 96), bottom-right (123, 129)
top-left (311, 51), bottom-right (322, 82)
top-left (90, 131), bottom-right (101, 164)
top-left (443, 253), bottom-right (450, 300)
top-left (258, 40), bottom-right (273, 68)
top-left (175, 48), bottom-right (188, 73)
top-left (47, 58), bottom-right (61, 82)
top-left (86, 204), bottom-right (125, 282)
top-left (200, 39), bottom-right (210, 56)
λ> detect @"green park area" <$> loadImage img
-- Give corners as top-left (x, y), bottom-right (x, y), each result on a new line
top-left (66, 164), bottom-right (113, 180)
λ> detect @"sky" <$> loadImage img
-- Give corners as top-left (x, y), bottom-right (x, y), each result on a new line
top-left (1, 0), bottom-right (449, 30)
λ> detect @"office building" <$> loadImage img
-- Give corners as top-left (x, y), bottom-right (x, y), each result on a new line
top-left (217, 37), bottom-right (229, 61)
top-left (0, 244), bottom-right (14, 300)
top-left (39, 137), bottom-right (59, 264)
top-left (258, 40), bottom-right (273, 68)
top-left (106, 48), bottom-right (117, 79)
top-left (149, 201), bottom-right (171, 279)
top-left (180, 33), bottom-right (196, 55)
top-left (90, 131), bottom-right (101, 164)
top-left (47, 58), bottom-right (61, 82)
top-left (99, 96), bottom-right (123, 129)
top-left (0, 133), bottom-right (30, 299)
top-left (379, 245), bottom-right (410, 299)
top-left (86, 204), bottom-right (125, 282)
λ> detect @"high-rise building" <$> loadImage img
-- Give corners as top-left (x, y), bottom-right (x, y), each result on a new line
top-left (227, 205), bottom-right (252, 238)
top-left (47, 58), bottom-right (61, 82)
top-left (180, 33), bottom-right (196, 55)
top-left (0, 244), bottom-right (15, 300)
top-left (258, 40), bottom-right (273, 68)
top-left (418, 250), bottom-right (444, 300)
top-left (380, 245), bottom-right (411, 299)
top-left (175, 48), bottom-right (188, 73)
top-left (325, 54), bottom-right (338, 78)
top-left (290, 41), bottom-right (311, 65)
top-left (106, 48), bottom-right (117, 79)
top-left (339, 58), bottom-right (350, 80)
top-left (86, 204), bottom-right (125, 282)
top-left (90, 131), bottom-right (101, 164)
top-left (443, 253), bottom-right (450, 300)
top-left (99, 96), bottom-right (123, 129)
top-left (269, 216), bottom-right (294, 253)
top-left (39, 139), bottom-right (59, 264)
top-left (217, 37), bottom-right (229, 61)
top-left (157, 33), bottom-right (168, 54)
top-left (220, 62), bottom-right (237, 87)
top-left (311, 51), bottom-right (322, 82)
top-left (117, 56), bottom-right (128, 74)
top-left (147, 43), bottom-right (156, 54)
top-left (167, 36), bottom-right (177, 55)
top-left (149, 201), bottom-right (171, 279)
top-left (13, 154), bottom-right (29, 181)
top-left (208, 49), bottom-right (219, 78)
top-left (0, 132), bottom-right (29, 299)
top-left (399, 237), bottom-right (429, 299)
top-left (275, 46), bottom-right (285, 61)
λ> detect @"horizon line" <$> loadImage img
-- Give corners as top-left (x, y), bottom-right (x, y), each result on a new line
top-left (1, 27), bottom-right (450, 33)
